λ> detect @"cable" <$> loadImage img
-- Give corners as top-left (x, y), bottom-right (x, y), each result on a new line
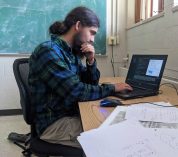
top-left (160, 83), bottom-right (178, 95)
top-left (111, 43), bottom-right (115, 77)
top-left (91, 105), bottom-right (104, 123)
top-left (142, 102), bottom-right (178, 108)
top-left (120, 101), bottom-right (178, 108)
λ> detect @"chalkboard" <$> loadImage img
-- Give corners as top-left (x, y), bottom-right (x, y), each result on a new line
top-left (0, 0), bottom-right (106, 54)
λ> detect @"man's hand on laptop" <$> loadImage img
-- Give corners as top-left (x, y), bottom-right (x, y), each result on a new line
top-left (114, 83), bottom-right (133, 93)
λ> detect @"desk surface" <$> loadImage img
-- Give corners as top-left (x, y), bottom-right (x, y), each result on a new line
top-left (79, 77), bottom-right (178, 131)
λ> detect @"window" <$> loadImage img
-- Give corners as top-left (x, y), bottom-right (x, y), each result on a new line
top-left (135, 0), bottom-right (164, 23)
top-left (174, 0), bottom-right (178, 6)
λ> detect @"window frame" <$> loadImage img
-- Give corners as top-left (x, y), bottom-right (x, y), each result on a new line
top-left (134, 0), bottom-right (164, 24)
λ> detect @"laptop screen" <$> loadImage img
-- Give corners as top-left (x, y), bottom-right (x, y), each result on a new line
top-left (126, 55), bottom-right (168, 90)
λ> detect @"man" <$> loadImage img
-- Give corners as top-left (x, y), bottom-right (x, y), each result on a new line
top-left (28, 6), bottom-right (132, 148)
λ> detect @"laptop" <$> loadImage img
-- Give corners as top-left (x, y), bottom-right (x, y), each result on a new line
top-left (115, 54), bottom-right (168, 100)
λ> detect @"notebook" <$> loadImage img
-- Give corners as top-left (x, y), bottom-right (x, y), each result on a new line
top-left (115, 54), bottom-right (168, 100)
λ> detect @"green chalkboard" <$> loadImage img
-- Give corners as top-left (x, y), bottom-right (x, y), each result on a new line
top-left (0, 0), bottom-right (106, 54)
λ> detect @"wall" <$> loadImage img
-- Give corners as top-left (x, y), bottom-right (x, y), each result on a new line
top-left (0, 55), bottom-right (27, 109)
top-left (126, 0), bottom-right (178, 82)
top-left (0, 0), bottom-right (127, 110)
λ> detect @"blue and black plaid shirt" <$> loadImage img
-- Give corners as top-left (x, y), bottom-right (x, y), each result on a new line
top-left (28, 35), bottom-right (115, 135)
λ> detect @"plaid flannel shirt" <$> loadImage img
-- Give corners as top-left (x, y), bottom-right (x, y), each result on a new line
top-left (28, 35), bottom-right (115, 135)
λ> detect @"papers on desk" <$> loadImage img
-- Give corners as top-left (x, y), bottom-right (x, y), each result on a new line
top-left (125, 103), bottom-right (178, 123)
top-left (100, 106), bottom-right (127, 128)
top-left (101, 102), bottom-right (178, 129)
top-left (78, 102), bottom-right (178, 157)
top-left (78, 120), bottom-right (178, 157)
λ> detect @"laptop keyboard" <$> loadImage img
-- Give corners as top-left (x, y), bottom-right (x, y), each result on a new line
top-left (115, 86), bottom-right (157, 99)
top-left (123, 88), bottom-right (154, 96)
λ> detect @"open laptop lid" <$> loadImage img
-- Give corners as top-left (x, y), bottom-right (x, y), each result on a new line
top-left (126, 55), bottom-right (168, 91)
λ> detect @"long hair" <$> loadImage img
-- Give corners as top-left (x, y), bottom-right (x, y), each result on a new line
top-left (49, 6), bottom-right (100, 35)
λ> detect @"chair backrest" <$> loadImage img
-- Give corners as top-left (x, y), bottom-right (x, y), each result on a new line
top-left (13, 58), bottom-right (33, 125)
top-left (13, 58), bottom-right (84, 157)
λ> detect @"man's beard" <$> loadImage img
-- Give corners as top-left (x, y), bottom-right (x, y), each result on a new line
top-left (72, 32), bottom-right (93, 59)
top-left (72, 32), bottom-right (85, 58)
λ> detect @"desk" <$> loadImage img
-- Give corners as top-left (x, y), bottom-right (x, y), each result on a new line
top-left (79, 77), bottom-right (178, 131)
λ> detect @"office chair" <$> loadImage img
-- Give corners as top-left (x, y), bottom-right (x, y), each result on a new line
top-left (12, 58), bottom-right (83, 157)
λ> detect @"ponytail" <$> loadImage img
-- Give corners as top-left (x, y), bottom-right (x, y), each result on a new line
top-left (49, 21), bottom-right (68, 35)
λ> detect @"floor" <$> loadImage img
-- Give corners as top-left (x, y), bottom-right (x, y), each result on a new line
top-left (0, 115), bottom-right (29, 157)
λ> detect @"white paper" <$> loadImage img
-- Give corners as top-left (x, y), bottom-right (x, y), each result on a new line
top-left (100, 106), bottom-right (128, 128)
top-left (78, 120), bottom-right (178, 157)
top-left (78, 102), bottom-right (178, 157)
top-left (125, 102), bottom-right (178, 123)
top-left (100, 102), bottom-right (178, 129)
top-left (153, 128), bottom-right (178, 150)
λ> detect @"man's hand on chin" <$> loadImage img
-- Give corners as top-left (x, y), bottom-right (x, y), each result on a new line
top-left (81, 43), bottom-right (95, 65)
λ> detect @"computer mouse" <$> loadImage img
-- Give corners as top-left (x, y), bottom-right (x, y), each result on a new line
top-left (100, 98), bottom-right (123, 107)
